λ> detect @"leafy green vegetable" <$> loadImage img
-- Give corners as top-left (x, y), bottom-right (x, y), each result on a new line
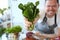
top-left (5, 25), bottom-right (22, 33)
top-left (0, 27), bottom-right (6, 37)
top-left (18, 1), bottom-right (39, 31)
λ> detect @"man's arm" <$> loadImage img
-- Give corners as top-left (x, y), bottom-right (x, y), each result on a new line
top-left (35, 32), bottom-right (57, 38)
top-left (40, 27), bottom-right (60, 38)
top-left (40, 33), bottom-right (58, 38)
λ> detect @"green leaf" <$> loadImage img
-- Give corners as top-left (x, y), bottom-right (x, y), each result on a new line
top-left (0, 8), bottom-right (7, 15)
top-left (3, 8), bottom-right (7, 11)
top-left (18, 3), bottom-right (25, 10)
top-left (35, 1), bottom-right (39, 6)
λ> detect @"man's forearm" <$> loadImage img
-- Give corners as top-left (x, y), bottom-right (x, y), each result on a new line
top-left (40, 34), bottom-right (58, 38)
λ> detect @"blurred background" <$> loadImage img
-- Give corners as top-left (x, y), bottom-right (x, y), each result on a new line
top-left (0, 0), bottom-right (60, 40)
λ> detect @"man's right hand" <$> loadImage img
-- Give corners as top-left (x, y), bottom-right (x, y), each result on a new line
top-left (24, 14), bottom-right (40, 30)
top-left (24, 18), bottom-right (32, 30)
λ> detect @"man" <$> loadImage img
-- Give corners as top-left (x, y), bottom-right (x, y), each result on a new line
top-left (25, 0), bottom-right (60, 40)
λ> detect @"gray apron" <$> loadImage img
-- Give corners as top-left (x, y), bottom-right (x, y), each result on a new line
top-left (34, 14), bottom-right (57, 40)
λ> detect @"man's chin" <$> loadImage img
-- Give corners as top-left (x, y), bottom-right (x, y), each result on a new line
top-left (49, 14), bottom-right (55, 17)
top-left (48, 12), bottom-right (54, 15)
top-left (46, 13), bottom-right (55, 17)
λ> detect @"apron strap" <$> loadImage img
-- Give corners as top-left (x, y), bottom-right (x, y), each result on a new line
top-left (43, 14), bottom-right (57, 24)
top-left (42, 14), bottom-right (47, 22)
top-left (55, 14), bottom-right (57, 24)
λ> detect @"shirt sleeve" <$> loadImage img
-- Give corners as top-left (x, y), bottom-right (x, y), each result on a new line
top-left (54, 10), bottom-right (60, 35)
top-left (54, 27), bottom-right (60, 37)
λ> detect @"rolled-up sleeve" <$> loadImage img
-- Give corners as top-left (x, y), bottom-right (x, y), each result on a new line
top-left (54, 27), bottom-right (60, 37)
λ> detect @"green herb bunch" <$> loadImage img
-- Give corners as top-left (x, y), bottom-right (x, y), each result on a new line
top-left (5, 25), bottom-right (22, 33)
top-left (18, 1), bottom-right (39, 31)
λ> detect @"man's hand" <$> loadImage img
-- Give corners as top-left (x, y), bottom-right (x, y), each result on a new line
top-left (24, 18), bottom-right (32, 30)
top-left (24, 15), bottom-right (40, 30)
top-left (34, 31), bottom-right (40, 37)
top-left (34, 32), bottom-right (45, 40)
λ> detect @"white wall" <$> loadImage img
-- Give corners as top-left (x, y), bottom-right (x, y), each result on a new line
top-left (0, 0), bottom-right (8, 9)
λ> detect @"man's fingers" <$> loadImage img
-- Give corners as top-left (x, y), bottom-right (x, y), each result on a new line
top-left (25, 24), bottom-right (30, 27)
top-left (25, 21), bottom-right (32, 25)
top-left (24, 17), bottom-right (28, 21)
top-left (25, 24), bottom-right (31, 30)
top-left (24, 17), bottom-right (33, 30)
top-left (34, 31), bottom-right (40, 36)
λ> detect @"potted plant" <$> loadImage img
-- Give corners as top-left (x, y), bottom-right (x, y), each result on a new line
top-left (0, 27), bottom-right (6, 37)
top-left (18, 1), bottom-right (40, 31)
top-left (0, 7), bottom-right (10, 15)
top-left (5, 25), bottom-right (22, 40)
top-left (0, 27), bottom-right (6, 40)
top-left (0, 7), bottom-right (10, 22)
